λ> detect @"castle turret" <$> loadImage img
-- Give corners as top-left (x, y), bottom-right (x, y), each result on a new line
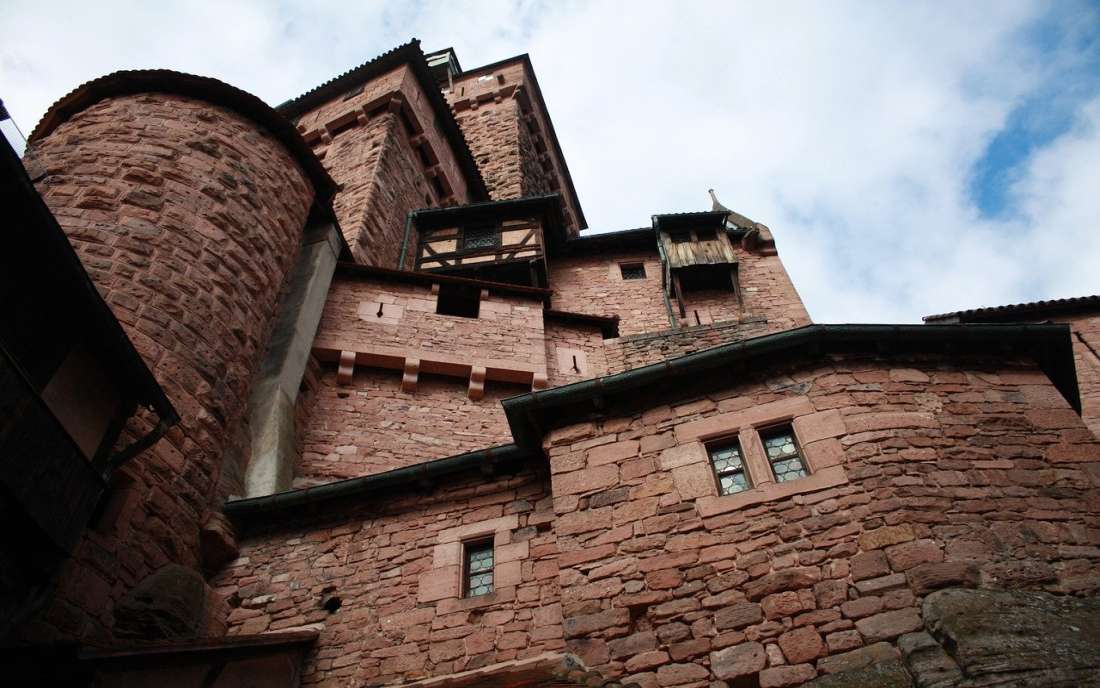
top-left (22, 70), bottom-right (334, 641)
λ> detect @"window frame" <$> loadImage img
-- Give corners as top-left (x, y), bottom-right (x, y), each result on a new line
top-left (462, 538), bottom-right (495, 598)
top-left (462, 224), bottom-right (500, 251)
top-left (619, 263), bottom-right (647, 280)
top-left (758, 423), bottom-right (810, 483)
top-left (707, 437), bottom-right (753, 496)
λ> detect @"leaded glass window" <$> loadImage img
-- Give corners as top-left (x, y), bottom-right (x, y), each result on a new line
top-left (762, 427), bottom-right (808, 482)
top-left (709, 440), bottom-right (751, 495)
top-left (463, 225), bottom-right (499, 250)
top-left (620, 263), bottom-right (646, 280)
top-left (464, 541), bottom-right (494, 597)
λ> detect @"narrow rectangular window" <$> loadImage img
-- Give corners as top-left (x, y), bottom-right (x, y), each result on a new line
top-left (620, 263), bottom-right (646, 280)
top-left (761, 426), bottom-right (809, 482)
top-left (436, 283), bottom-right (480, 318)
top-left (668, 230), bottom-right (692, 243)
top-left (464, 540), bottom-right (494, 597)
top-left (709, 440), bottom-right (751, 495)
top-left (695, 227), bottom-right (717, 241)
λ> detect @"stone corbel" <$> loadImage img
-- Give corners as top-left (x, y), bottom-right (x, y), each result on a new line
top-left (337, 350), bottom-right (356, 385)
top-left (401, 358), bottom-right (420, 394)
top-left (531, 372), bottom-right (548, 392)
top-left (468, 366), bottom-right (486, 401)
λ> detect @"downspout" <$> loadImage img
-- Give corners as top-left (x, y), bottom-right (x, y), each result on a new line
top-left (397, 210), bottom-right (417, 270)
top-left (653, 221), bottom-right (678, 329)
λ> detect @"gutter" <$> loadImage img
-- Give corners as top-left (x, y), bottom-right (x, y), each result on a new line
top-left (397, 209), bottom-right (417, 269)
top-left (225, 444), bottom-right (532, 528)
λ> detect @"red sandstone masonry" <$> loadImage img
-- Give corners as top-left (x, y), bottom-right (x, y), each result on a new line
top-left (292, 64), bottom-right (476, 266)
top-left (448, 58), bottom-right (582, 234)
top-left (543, 355), bottom-right (1100, 687)
top-left (550, 251), bottom-right (670, 337)
top-left (26, 93), bottom-right (315, 641)
top-left (214, 469), bottom-right (562, 686)
top-left (296, 367), bottom-right (518, 484)
top-left (313, 275), bottom-right (547, 382)
top-left (545, 321), bottom-right (610, 387)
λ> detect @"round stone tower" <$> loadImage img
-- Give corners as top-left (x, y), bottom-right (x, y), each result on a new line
top-left (23, 71), bottom-right (333, 640)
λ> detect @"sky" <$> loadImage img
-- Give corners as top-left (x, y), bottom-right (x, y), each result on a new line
top-left (2, 0), bottom-right (1098, 323)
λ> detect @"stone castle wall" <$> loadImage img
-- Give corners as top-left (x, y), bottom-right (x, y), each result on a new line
top-left (25, 92), bottom-right (316, 641)
top-left (214, 468), bottom-right (562, 686)
top-left (296, 367), bottom-right (520, 485)
top-left (544, 354), bottom-right (1099, 686)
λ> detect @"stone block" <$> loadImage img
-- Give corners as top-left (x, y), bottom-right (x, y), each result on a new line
top-left (855, 608), bottom-right (923, 643)
top-left (711, 641), bottom-right (766, 680)
top-left (778, 626), bottom-right (824, 664)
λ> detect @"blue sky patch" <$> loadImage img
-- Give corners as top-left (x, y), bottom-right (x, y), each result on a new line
top-left (969, 2), bottom-right (1100, 218)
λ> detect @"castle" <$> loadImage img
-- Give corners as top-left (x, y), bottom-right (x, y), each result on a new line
top-left (2, 40), bottom-right (1099, 687)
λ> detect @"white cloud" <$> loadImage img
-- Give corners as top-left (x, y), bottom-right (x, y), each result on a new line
top-left (2, 0), bottom-right (1097, 323)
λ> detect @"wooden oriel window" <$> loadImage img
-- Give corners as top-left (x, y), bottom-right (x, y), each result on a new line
top-left (708, 439), bottom-right (751, 495)
top-left (464, 540), bottom-right (494, 597)
top-left (761, 426), bottom-right (809, 482)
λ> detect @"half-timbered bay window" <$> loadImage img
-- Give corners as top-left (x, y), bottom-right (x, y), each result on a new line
top-left (709, 440), bottom-right (751, 495)
top-left (761, 426), bottom-right (809, 482)
top-left (464, 540), bottom-right (494, 597)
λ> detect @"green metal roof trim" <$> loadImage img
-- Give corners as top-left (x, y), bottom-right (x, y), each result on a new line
top-left (501, 323), bottom-right (1082, 447)
top-left (335, 262), bottom-right (553, 300)
top-left (224, 444), bottom-right (532, 531)
top-left (276, 39), bottom-right (488, 202)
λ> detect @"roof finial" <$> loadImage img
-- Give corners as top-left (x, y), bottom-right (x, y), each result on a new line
top-left (708, 188), bottom-right (731, 214)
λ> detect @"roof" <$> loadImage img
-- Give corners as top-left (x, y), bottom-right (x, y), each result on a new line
top-left (502, 323), bottom-right (1081, 447)
top-left (652, 210), bottom-right (731, 231)
top-left (223, 322), bottom-right (1080, 526)
top-left (924, 295), bottom-right (1100, 323)
top-left (335, 262), bottom-right (553, 300)
top-left (544, 310), bottom-right (621, 339)
top-left (1, 135), bottom-right (177, 429)
top-left (277, 39), bottom-right (488, 201)
top-left (456, 53), bottom-right (587, 230)
top-left (26, 69), bottom-right (336, 205)
top-left (557, 227), bottom-right (657, 256)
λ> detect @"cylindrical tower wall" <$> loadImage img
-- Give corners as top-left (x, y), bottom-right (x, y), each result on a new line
top-left (24, 90), bottom-right (315, 640)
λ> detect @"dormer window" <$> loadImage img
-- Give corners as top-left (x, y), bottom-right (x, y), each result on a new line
top-left (463, 225), bottom-right (499, 250)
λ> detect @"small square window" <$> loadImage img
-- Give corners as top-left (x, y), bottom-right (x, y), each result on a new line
top-left (761, 426), bottom-right (809, 482)
top-left (436, 283), bottom-right (480, 318)
top-left (709, 440), bottom-right (751, 495)
top-left (620, 264), bottom-right (646, 280)
top-left (464, 540), bottom-right (494, 597)
top-left (463, 225), bottom-right (499, 250)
